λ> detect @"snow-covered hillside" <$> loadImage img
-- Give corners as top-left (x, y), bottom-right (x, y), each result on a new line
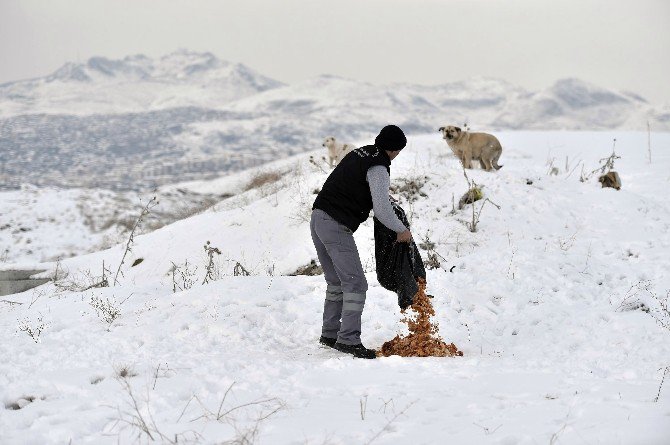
top-left (1, 132), bottom-right (669, 444)
top-left (1, 51), bottom-right (669, 191)
top-left (0, 184), bottom-right (234, 264)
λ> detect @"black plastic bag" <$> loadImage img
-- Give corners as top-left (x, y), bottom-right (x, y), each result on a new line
top-left (374, 202), bottom-right (426, 309)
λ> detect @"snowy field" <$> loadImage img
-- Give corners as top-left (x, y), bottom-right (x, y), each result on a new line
top-left (1, 131), bottom-right (670, 444)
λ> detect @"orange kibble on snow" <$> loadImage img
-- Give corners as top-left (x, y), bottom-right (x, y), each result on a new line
top-left (379, 279), bottom-right (463, 358)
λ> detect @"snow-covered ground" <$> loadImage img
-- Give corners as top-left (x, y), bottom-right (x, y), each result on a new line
top-left (0, 184), bottom-right (236, 264)
top-left (1, 131), bottom-right (670, 444)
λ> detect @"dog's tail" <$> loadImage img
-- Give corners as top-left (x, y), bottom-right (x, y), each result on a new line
top-left (494, 164), bottom-right (503, 170)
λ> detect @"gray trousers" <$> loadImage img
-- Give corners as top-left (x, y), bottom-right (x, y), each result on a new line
top-left (310, 209), bottom-right (368, 345)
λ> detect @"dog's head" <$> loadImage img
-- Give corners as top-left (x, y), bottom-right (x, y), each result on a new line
top-left (438, 125), bottom-right (463, 141)
top-left (438, 126), bottom-right (462, 141)
top-left (322, 136), bottom-right (336, 148)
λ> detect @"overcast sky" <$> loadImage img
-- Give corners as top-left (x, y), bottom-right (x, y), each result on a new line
top-left (1, 0), bottom-right (669, 103)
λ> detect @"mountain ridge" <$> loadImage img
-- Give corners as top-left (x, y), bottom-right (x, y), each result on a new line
top-left (0, 51), bottom-right (668, 192)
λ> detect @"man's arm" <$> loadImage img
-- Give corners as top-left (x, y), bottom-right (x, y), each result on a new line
top-left (366, 166), bottom-right (411, 241)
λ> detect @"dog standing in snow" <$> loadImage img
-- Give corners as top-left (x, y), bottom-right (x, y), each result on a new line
top-left (323, 136), bottom-right (356, 168)
top-left (438, 126), bottom-right (503, 171)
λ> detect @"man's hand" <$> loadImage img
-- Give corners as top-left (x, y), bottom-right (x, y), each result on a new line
top-left (396, 229), bottom-right (412, 243)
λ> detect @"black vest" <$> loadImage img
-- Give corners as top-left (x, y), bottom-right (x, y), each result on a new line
top-left (313, 145), bottom-right (391, 232)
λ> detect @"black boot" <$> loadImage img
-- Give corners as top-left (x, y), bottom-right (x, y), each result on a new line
top-left (334, 342), bottom-right (377, 359)
top-left (319, 335), bottom-right (337, 348)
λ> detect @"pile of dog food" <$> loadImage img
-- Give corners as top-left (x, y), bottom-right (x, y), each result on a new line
top-left (379, 279), bottom-right (463, 357)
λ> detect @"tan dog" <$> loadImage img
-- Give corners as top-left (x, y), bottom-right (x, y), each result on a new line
top-left (438, 126), bottom-right (503, 171)
top-left (322, 136), bottom-right (356, 167)
top-left (598, 171), bottom-right (621, 190)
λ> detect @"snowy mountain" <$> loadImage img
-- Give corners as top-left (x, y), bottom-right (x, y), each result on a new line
top-left (492, 78), bottom-right (668, 130)
top-left (1, 131), bottom-right (669, 443)
top-left (0, 49), bottom-right (283, 116)
top-left (1, 52), bottom-right (668, 192)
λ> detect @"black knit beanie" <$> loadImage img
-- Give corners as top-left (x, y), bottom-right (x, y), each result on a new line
top-left (375, 125), bottom-right (407, 151)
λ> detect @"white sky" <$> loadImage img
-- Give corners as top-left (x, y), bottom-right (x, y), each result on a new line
top-left (1, 0), bottom-right (669, 103)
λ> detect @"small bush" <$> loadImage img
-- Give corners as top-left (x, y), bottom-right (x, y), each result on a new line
top-left (419, 234), bottom-right (442, 270)
top-left (90, 296), bottom-right (121, 326)
top-left (17, 315), bottom-right (47, 343)
top-left (54, 261), bottom-right (110, 292)
top-left (460, 170), bottom-right (500, 233)
top-left (288, 260), bottom-right (323, 276)
top-left (244, 171), bottom-right (283, 191)
top-left (115, 364), bottom-right (138, 378)
top-left (233, 262), bottom-right (251, 277)
top-left (170, 260), bottom-right (198, 293)
top-left (202, 241), bottom-right (222, 284)
top-left (391, 176), bottom-right (429, 203)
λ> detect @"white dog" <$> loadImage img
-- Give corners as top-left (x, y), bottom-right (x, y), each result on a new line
top-left (322, 136), bottom-right (356, 167)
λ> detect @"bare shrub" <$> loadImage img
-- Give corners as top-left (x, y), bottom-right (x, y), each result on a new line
top-left (364, 401), bottom-right (416, 445)
top-left (108, 376), bottom-right (201, 443)
top-left (546, 154), bottom-right (582, 177)
top-left (170, 260), bottom-right (198, 293)
top-left (191, 382), bottom-right (285, 444)
top-left (17, 314), bottom-right (47, 343)
top-left (90, 296), bottom-right (121, 327)
top-left (557, 231), bottom-right (579, 252)
top-left (151, 363), bottom-right (176, 390)
top-left (655, 366), bottom-right (669, 403)
top-left (390, 176), bottom-right (429, 204)
top-left (288, 260), bottom-right (323, 276)
top-left (56, 261), bottom-right (111, 292)
top-left (244, 170), bottom-right (283, 192)
top-left (308, 155), bottom-right (329, 173)
top-left (615, 281), bottom-right (670, 401)
top-left (203, 241), bottom-right (222, 284)
top-left (96, 215), bottom-right (135, 233)
top-left (0, 298), bottom-right (22, 306)
top-left (467, 197), bottom-right (500, 233)
top-left (172, 196), bottom-right (222, 221)
top-left (0, 248), bottom-right (9, 263)
top-left (580, 138), bottom-right (621, 182)
top-left (461, 169), bottom-right (500, 233)
top-left (233, 262), bottom-right (251, 277)
top-left (418, 233), bottom-right (443, 270)
top-left (546, 156), bottom-right (560, 176)
top-left (617, 281), bottom-right (670, 332)
top-left (51, 257), bottom-right (68, 283)
top-left (473, 422), bottom-right (503, 436)
top-left (114, 364), bottom-right (138, 379)
top-left (292, 194), bottom-right (314, 222)
top-left (287, 165), bottom-right (317, 225)
top-left (360, 395), bottom-right (368, 420)
top-left (114, 196), bottom-right (158, 286)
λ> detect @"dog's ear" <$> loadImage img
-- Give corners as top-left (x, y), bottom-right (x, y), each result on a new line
top-left (438, 127), bottom-right (444, 132)
top-left (455, 127), bottom-right (462, 132)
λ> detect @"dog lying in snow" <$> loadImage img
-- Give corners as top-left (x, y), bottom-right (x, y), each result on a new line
top-left (599, 171), bottom-right (621, 190)
top-left (438, 126), bottom-right (503, 171)
top-left (322, 136), bottom-right (356, 167)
